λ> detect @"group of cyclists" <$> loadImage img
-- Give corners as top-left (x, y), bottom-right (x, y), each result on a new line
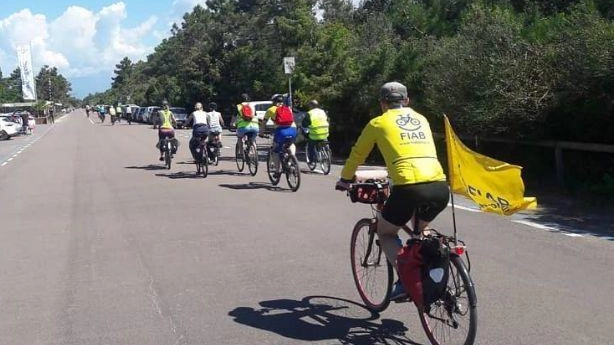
top-left (85, 104), bottom-right (133, 125)
top-left (161, 81), bottom-right (450, 302)
top-left (149, 93), bottom-right (332, 170)
top-left (83, 80), bottom-right (455, 312)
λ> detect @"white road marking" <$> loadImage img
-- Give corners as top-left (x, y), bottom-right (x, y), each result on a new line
top-left (0, 122), bottom-right (54, 167)
top-left (448, 203), bottom-right (480, 212)
top-left (88, 118), bottom-right (95, 124)
top-left (512, 220), bottom-right (559, 231)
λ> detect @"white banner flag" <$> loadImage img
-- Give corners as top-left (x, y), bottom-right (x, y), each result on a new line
top-left (16, 45), bottom-right (37, 101)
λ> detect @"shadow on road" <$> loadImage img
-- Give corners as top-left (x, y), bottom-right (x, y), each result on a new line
top-left (228, 296), bottom-right (417, 345)
top-left (207, 169), bottom-right (246, 176)
top-left (154, 171), bottom-right (203, 179)
top-left (219, 182), bottom-right (287, 192)
top-left (125, 164), bottom-right (168, 171)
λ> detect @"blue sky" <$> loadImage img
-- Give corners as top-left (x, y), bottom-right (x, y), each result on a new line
top-left (1, 1), bottom-right (360, 99)
top-left (0, 0), bottom-right (208, 98)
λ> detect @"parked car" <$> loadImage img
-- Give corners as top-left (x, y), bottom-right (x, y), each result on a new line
top-left (135, 107), bottom-right (146, 122)
top-left (0, 115), bottom-right (20, 140)
top-left (170, 107), bottom-right (188, 128)
top-left (142, 106), bottom-right (160, 124)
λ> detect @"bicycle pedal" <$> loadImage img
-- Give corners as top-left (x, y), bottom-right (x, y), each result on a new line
top-left (393, 296), bottom-right (411, 303)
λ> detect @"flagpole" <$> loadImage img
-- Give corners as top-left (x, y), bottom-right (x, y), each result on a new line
top-left (444, 114), bottom-right (459, 244)
top-left (449, 187), bottom-right (458, 245)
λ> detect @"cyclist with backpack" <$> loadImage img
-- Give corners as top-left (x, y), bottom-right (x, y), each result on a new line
top-left (263, 94), bottom-right (297, 169)
top-left (335, 82), bottom-right (450, 301)
top-left (235, 93), bottom-right (259, 151)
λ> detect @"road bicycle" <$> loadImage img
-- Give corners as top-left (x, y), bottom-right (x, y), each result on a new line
top-left (343, 170), bottom-right (477, 345)
top-left (266, 138), bottom-right (301, 192)
top-left (235, 134), bottom-right (258, 176)
top-left (304, 139), bottom-right (332, 175)
top-left (194, 136), bottom-right (209, 177)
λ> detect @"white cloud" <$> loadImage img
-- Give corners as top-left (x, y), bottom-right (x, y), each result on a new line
top-left (0, 3), bottom-right (158, 96)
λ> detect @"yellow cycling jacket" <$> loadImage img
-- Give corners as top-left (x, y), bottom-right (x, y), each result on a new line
top-left (341, 107), bottom-right (446, 186)
top-left (159, 109), bottom-right (174, 129)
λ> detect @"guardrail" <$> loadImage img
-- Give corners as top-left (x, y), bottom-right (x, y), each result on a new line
top-left (435, 133), bottom-right (614, 186)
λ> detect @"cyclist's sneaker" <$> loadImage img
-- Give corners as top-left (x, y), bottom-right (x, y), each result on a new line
top-left (159, 156), bottom-right (164, 161)
top-left (390, 280), bottom-right (409, 302)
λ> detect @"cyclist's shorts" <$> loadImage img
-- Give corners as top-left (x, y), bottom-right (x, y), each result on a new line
top-left (382, 181), bottom-right (450, 226)
top-left (158, 128), bottom-right (175, 140)
top-left (274, 126), bottom-right (297, 145)
top-left (192, 123), bottom-right (210, 138)
top-left (237, 126), bottom-right (259, 139)
top-left (209, 125), bottom-right (222, 134)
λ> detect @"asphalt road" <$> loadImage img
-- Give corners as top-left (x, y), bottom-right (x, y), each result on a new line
top-left (0, 110), bottom-right (612, 345)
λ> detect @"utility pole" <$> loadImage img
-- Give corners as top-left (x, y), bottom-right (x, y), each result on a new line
top-left (47, 78), bottom-right (52, 101)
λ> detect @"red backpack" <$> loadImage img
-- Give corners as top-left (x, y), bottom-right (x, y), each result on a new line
top-left (241, 103), bottom-right (253, 120)
top-left (274, 105), bottom-right (294, 126)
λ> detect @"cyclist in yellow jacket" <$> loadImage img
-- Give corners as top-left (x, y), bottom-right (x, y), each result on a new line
top-left (157, 100), bottom-right (178, 161)
top-left (301, 99), bottom-right (329, 162)
top-left (335, 81), bottom-right (449, 301)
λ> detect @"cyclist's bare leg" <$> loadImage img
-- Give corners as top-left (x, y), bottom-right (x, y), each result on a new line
top-left (376, 213), bottom-right (402, 270)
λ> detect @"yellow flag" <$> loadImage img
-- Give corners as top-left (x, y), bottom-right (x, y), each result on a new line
top-left (444, 115), bottom-right (537, 215)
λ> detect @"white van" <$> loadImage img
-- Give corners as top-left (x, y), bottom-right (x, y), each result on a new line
top-left (230, 101), bottom-right (272, 131)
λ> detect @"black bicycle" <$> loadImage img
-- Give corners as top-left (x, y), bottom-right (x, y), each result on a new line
top-left (235, 134), bottom-right (258, 176)
top-left (266, 139), bottom-right (301, 192)
top-left (160, 137), bottom-right (174, 170)
top-left (195, 136), bottom-right (209, 177)
top-left (305, 139), bottom-right (332, 175)
top-left (206, 133), bottom-right (222, 166)
top-left (344, 170), bottom-right (477, 345)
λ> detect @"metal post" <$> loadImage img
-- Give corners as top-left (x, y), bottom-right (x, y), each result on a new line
top-left (288, 76), bottom-right (292, 108)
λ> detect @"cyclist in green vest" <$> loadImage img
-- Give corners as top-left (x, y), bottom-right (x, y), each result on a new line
top-left (157, 100), bottom-right (178, 161)
top-left (235, 93), bottom-right (259, 150)
top-left (301, 99), bottom-right (330, 162)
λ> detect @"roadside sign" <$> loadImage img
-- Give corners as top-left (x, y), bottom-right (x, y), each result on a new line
top-left (283, 57), bottom-right (295, 75)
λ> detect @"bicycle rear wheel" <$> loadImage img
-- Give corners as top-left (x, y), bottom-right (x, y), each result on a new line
top-left (266, 150), bottom-right (281, 185)
top-left (320, 145), bottom-right (331, 175)
top-left (419, 255), bottom-right (477, 345)
top-left (247, 142), bottom-right (258, 176)
top-left (235, 141), bottom-right (245, 172)
top-left (201, 146), bottom-right (208, 178)
top-left (164, 142), bottom-right (172, 169)
top-left (305, 142), bottom-right (316, 171)
top-left (350, 218), bottom-right (393, 312)
top-left (285, 155), bottom-right (301, 192)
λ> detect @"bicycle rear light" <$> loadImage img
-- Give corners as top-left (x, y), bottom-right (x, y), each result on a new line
top-left (452, 245), bottom-right (466, 255)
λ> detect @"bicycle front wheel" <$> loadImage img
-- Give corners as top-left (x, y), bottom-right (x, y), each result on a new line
top-left (285, 155), bottom-right (301, 192)
top-left (247, 142), bottom-right (258, 176)
top-left (419, 255), bottom-right (477, 345)
top-left (235, 142), bottom-right (245, 172)
top-left (350, 218), bottom-right (393, 312)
